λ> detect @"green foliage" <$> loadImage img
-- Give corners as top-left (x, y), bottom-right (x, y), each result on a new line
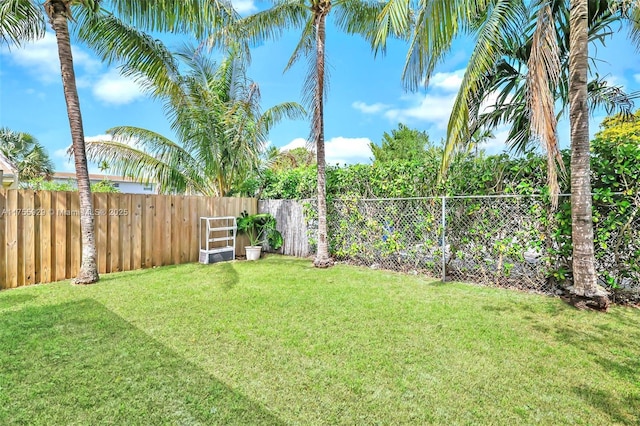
top-left (587, 111), bottom-right (640, 287)
top-left (270, 146), bottom-right (316, 171)
top-left (23, 177), bottom-right (75, 192)
top-left (90, 180), bottom-right (121, 193)
top-left (0, 128), bottom-right (54, 180)
top-left (23, 177), bottom-right (120, 193)
top-left (261, 150), bottom-right (554, 200)
top-left (370, 123), bottom-right (436, 163)
top-left (236, 211), bottom-right (283, 249)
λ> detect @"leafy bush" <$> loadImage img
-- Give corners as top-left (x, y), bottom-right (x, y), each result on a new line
top-left (236, 211), bottom-right (283, 250)
top-left (23, 177), bottom-right (121, 193)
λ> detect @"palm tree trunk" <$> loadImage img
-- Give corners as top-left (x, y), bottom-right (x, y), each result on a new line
top-left (46, 0), bottom-right (99, 284)
top-left (312, 0), bottom-right (332, 268)
top-left (568, 0), bottom-right (607, 309)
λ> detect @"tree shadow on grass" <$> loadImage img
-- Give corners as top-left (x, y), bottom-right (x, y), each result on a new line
top-left (0, 299), bottom-right (283, 425)
top-left (212, 261), bottom-right (240, 291)
top-left (553, 320), bottom-right (640, 425)
top-left (572, 385), bottom-right (640, 426)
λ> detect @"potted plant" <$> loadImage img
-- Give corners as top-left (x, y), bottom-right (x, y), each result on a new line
top-left (236, 211), bottom-right (283, 260)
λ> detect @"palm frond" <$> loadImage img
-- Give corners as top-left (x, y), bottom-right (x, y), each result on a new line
top-left (73, 9), bottom-right (179, 98)
top-left (0, 0), bottom-right (45, 47)
top-left (334, 0), bottom-right (394, 49)
top-left (231, 0), bottom-right (309, 46)
top-left (109, 0), bottom-right (239, 40)
top-left (84, 131), bottom-right (217, 195)
top-left (588, 75), bottom-right (638, 117)
top-left (440, 0), bottom-right (526, 177)
top-left (404, 0), bottom-right (496, 90)
top-left (527, 1), bottom-right (563, 206)
top-left (378, 0), bottom-right (413, 52)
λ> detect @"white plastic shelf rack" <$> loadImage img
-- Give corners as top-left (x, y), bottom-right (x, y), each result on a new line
top-left (199, 216), bottom-right (237, 264)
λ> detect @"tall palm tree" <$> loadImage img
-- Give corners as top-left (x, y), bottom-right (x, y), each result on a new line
top-left (568, 0), bottom-right (609, 307)
top-left (2, 0), bottom-right (236, 284)
top-left (0, 127), bottom-right (54, 180)
top-left (220, 0), bottom-right (382, 267)
top-left (439, 1), bottom-right (637, 191)
top-left (85, 45), bottom-right (305, 197)
top-left (373, 0), bottom-right (638, 307)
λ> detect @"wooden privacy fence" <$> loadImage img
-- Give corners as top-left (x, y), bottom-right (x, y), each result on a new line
top-left (259, 199), bottom-right (312, 257)
top-left (0, 190), bottom-right (257, 289)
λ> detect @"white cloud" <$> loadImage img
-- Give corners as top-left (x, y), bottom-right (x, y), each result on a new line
top-left (634, 74), bottom-right (640, 84)
top-left (352, 101), bottom-right (391, 114)
top-left (353, 74), bottom-right (463, 129)
top-left (280, 136), bottom-right (372, 165)
top-left (85, 134), bottom-right (113, 143)
top-left (92, 69), bottom-right (146, 105)
top-left (232, 0), bottom-right (257, 14)
top-left (429, 69), bottom-right (465, 92)
top-left (605, 74), bottom-right (626, 87)
top-left (2, 32), bottom-right (101, 83)
top-left (280, 137), bottom-right (307, 151)
top-left (325, 137), bottom-right (372, 165)
top-left (384, 93), bottom-right (457, 129)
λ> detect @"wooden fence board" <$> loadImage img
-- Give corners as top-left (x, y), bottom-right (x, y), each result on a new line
top-left (109, 194), bottom-right (121, 273)
top-left (95, 194), bottom-right (108, 274)
top-left (171, 196), bottom-right (182, 265)
top-left (152, 195), bottom-right (163, 266)
top-left (131, 195), bottom-right (143, 270)
top-left (16, 191), bottom-right (25, 287)
top-left (164, 196), bottom-right (173, 265)
top-left (0, 191), bottom-right (6, 288)
top-left (121, 194), bottom-right (132, 272)
top-left (52, 192), bottom-right (67, 281)
top-left (143, 195), bottom-right (154, 268)
top-left (22, 191), bottom-right (36, 285)
top-left (6, 191), bottom-right (19, 288)
top-left (189, 197), bottom-right (199, 262)
top-left (39, 192), bottom-right (52, 283)
top-left (69, 193), bottom-right (81, 278)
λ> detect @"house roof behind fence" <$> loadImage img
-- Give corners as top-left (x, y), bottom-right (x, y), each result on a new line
top-left (0, 152), bottom-right (18, 176)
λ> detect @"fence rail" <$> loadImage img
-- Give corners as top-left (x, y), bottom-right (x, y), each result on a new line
top-left (0, 190), bottom-right (256, 289)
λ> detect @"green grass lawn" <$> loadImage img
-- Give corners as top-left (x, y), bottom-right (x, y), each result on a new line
top-left (0, 256), bottom-right (638, 425)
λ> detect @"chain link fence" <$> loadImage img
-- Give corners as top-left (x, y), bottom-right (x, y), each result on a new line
top-left (289, 194), bottom-right (639, 298)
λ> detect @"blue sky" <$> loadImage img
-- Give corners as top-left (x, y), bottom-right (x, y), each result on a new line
top-left (1, 1), bottom-right (639, 173)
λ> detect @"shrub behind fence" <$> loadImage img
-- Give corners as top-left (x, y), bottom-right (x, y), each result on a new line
top-left (0, 190), bottom-right (256, 289)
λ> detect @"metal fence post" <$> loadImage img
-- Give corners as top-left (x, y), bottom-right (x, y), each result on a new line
top-left (441, 196), bottom-right (446, 282)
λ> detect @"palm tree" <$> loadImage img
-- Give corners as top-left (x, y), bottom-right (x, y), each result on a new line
top-left (0, 127), bottom-right (54, 180)
top-left (85, 45), bottom-right (305, 197)
top-left (222, 0), bottom-right (382, 267)
top-left (567, 0), bottom-right (609, 307)
top-left (373, 0), bottom-right (639, 307)
top-left (439, 1), bottom-right (637, 196)
top-left (2, 0), bottom-right (236, 284)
